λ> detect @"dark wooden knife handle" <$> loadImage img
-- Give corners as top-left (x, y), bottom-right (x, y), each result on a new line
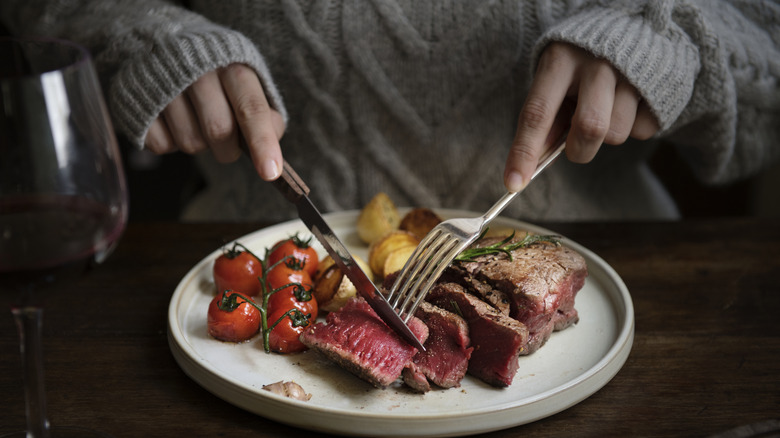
top-left (238, 137), bottom-right (310, 202)
top-left (272, 160), bottom-right (310, 202)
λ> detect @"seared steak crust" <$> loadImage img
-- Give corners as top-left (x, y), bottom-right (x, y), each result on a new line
top-left (440, 267), bottom-right (511, 315)
top-left (455, 237), bottom-right (587, 354)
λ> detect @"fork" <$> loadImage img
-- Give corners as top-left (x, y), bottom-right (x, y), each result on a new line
top-left (387, 139), bottom-right (567, 323)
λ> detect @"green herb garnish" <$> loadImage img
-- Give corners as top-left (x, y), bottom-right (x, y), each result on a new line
top-left (454, 230), bottom-right (560, 262)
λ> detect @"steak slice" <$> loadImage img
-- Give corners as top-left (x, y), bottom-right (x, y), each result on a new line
top-left (401, 362), bottom-right (431, 392)
top-left (427, 282), bottom-right (528, 387)
top-left (554, 307), bottom-right (579, 331)
top-left (299, 297), bottom-right (428, 388)
top-left (440, 267), bottom-right (511, 315)
top-left (456, 236), bottom-right (587, 354)
top-left (402, 301), bottom-right (473, 392)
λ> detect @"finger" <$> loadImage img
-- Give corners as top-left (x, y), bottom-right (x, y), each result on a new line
top-left (269, 107), bottom-right (286, 140)
top-left (567, 60), bottom-right (617, 163)
top-left (145, 117), bottom-right (178, 154)
top-left (187, 70), bottom-right (241, 163)
top-left (163, 94), bottom-right (208, 154)
top-left (631, 101), bottom-right (660, 140)
top-left (219, 64), bottom-right (283, 181)
top-left (505, 45), bottom-right (574, 191)
top-left (603, 80), bottom-right (640, 145)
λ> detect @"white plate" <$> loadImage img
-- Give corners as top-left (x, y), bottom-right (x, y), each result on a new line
top-left (168, 210), bottom-right (634, 437)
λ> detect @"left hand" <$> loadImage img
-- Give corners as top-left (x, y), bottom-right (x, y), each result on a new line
top-left (504, 42), bottom-right (660, 192)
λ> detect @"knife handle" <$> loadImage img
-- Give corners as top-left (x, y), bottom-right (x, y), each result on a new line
top-left (272, 160), bottom-right (311, 202)
top-left (238, 136), bottom-right (310, 202)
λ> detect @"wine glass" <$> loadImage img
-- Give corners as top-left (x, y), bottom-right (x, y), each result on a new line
top-left (0, 37), bottom-right (128, 437)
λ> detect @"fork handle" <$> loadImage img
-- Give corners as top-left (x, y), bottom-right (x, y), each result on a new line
top-left (483, 140), bottom-right (566, 223)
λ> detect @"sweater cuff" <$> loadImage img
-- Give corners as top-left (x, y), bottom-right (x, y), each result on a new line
top-left (108, 28), bottom-right (287, 149)
top-left (532, 5), bottom-right (699, 132)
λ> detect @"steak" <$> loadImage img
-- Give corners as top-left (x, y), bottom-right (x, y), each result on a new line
top-left (304, 233), bottom-right (587, 391)
top-left (401, 362), bottom-right (431, 392)
top-left (299, 297), bottom-right (429, 388)
top-left (427, 282), bottom-right (528, 387)
top-left (402, 301), bottom-right (473, 392)
top-left (454, 236), bottom-right (587, 354)
top-left (440, 268), bottom-right (511, 315)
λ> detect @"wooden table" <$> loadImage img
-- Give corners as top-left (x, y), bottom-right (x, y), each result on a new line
top-left (1, 219), bottom-right (778, 437)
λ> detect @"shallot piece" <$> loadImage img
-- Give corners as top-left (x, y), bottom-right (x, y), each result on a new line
top-left (262, 381), bottom-right (312, 401)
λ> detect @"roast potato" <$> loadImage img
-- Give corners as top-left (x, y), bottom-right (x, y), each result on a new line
top-left (312, 254), bottom-right (373, 312)
top-left (382, 245), bottom-right (417, 278)
top-left (356, 192), bottom-right (400, 245)
top-left (312, 261), bottom-right (341, 305)
top-left (399, 207), bottom-right (442, 240)
top-left (368, 230), bottom-right (420, 278)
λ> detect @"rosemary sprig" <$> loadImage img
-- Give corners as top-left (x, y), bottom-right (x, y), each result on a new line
top-left (454, 230), bottom-right (561, 262)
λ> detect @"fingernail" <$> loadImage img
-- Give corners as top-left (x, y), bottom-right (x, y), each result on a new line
top-left (261, 159), bottom-right (280, 180)
top-left (505, 170), bottom-right (526, 193)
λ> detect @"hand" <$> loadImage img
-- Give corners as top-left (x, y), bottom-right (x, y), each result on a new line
top-left (504, 42), bottom-right (659, 192)
top-left (144, 63), bottom-right (285, 181)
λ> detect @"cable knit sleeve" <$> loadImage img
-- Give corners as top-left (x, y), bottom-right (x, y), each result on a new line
top-left (532, 0), bottom-right (780, 185)
top-left (0, 0), bottom-right (288, 149)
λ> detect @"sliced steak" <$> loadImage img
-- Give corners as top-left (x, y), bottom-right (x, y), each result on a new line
top-left (440, 267), bottom-right (511, 315)
top-left (427, 282), bottom-right (528, 387)
top-left (402, 301), bottom-right (473, 392)
top-left (554, 307), bottom-right (579, 331)
top-left (300, 297), bottom-right (429, 388)
top-left (401, 362), bottom-right (431, 392)
top-left (456, 236), bottom-right (587, 354)
top-left (515, 307), bottom-right (580, 353)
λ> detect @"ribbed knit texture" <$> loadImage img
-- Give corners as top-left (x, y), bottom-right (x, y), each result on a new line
top-left (3, 0), bottom-right (778, 222)
top-left (111, 29), bottom-right (288, 148)
top-left (533, 4), bottom-right (701, 130)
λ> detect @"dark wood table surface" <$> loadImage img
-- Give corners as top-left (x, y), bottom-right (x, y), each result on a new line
top-left (1, 218), bottom-right (778, 437)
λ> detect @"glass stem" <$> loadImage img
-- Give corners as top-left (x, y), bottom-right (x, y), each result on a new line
top-left (11, 306), bottom-right (50, 438)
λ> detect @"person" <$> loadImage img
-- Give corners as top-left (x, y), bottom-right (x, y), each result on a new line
top-left (2, 0), bottom-right (778, 222)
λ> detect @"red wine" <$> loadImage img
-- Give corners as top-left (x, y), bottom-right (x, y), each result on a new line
top-left (0, 194), bottom-right (126, 292)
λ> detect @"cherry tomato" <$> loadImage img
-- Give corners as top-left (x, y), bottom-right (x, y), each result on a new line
top-left (268, 284), bottom-right (318, 321)
top-left (265, 259), bottom-right (317, 317)
top-left (213, 243), bottom-right (263, 297)
top-left (266, 259), bottom-right (313, 292)
top-left (267, 307), bottom-right (311, 354)
top-left (268, 234), bottom-right (319, 277)
top-left (207, 291), bottom-right (261, 342)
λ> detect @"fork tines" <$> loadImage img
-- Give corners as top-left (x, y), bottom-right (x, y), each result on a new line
top-left (388, 226), bottom-right (474, 323)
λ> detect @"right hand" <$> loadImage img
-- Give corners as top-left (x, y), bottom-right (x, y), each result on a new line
top-left (144, 63), bottom-right (286, 181)
top-left (504, 43), bottom-right (659, 192)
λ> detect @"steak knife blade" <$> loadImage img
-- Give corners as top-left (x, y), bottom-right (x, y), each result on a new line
top-left (272, 160), bottom-right (425, 351)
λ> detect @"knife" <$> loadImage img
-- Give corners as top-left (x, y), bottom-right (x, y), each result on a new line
top-left (272, 160), bottom-right (425, 351)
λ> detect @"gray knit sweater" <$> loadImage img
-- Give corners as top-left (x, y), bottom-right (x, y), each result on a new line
top-left (3, 0), bottom-right (778, 222)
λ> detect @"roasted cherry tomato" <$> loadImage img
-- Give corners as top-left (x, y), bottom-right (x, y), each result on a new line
top-left (267, 307), bottom-right (311, 354)
top-left (266, 259), bottom-right (317, 318)
top-left (267, 283), bottom-right (318, 322)
top-left (207, 291), bottom-right (261, 342)
top-left (213, 243), bottom-right (263, 297)
top-left (268, 234), bottom-right (319, 277)
top-left (265, 259), bottom-right (313, 295)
